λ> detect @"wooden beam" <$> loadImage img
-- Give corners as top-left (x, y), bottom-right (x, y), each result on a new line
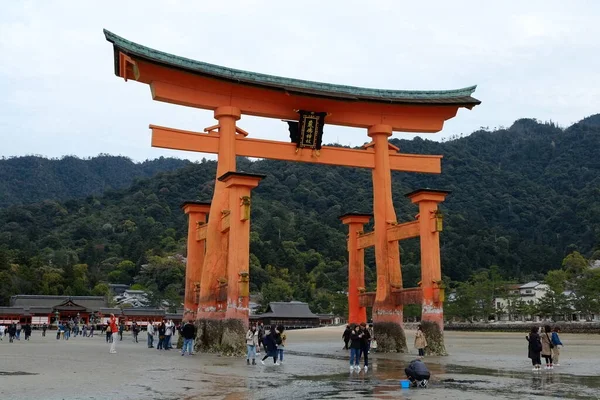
top-left (147, 77), bottom-right (457, 132)
top-left (196, 224), bottom-right (207, 242)
top-left (387, 221), bottom-right (420, 242)
top-left (357, 232), bottom-right (375, 249)
top-left (150, 125), bottom-right (441, 173)
top-left (220, 212), bottom-right (230, 233)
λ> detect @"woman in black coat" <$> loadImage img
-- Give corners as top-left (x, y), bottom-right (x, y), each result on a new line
top-left (526, 326), bottom-right (542, 371)
top-left (260, 326), bottom-right (280, 365)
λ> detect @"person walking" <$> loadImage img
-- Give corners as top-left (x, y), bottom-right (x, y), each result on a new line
top-left (118, 322), bottom-right (124, 341)
top-left (257, 322), bottom-right (265, 354)
top-left (526, 326), bottom-right (542, 371)
top-left (276, 325), bottom-right (286, 364)
top-left (64, 322), bottom-right (70, 340)
top-left (260, 326), bottom-right (280, 365)
top-left (24, 323), bottom-right (32, 341)
top-left (541, 325), bottom-right (554, 370)
top-left (551, 326), bottom-right (564, 366)
top-left (82, 324), bottom-right (88, 337)
top-left (246, 324), bottom-right (258, 365)
top-left (359, 322), bottom-right (371, 371)
top-left (164, 320), bottom-right (173, 350)
top-left (42, 323), bottom-right (47, 337)
top-left (109, 314), bottom-right (118, 354)
top-left (89, 324), bottom-right (95, 337)
top-left (8, 323), bottom-right (17, 343)
top-left (16, 322), bottom-right (21, 340)
top-left (342, 325), bottom-right (351, 350)
top-left (180, 320), bottom-right (196, 356)
top-left (105, 323), bottom-right (112, 342)
top-left (132, 322), bottom-right (139, 343)
top-left (0, 324), bottom-right (5, 340)
top-left (349, 325), bottom-right (362, 371)
top-left (157, 321), bottom-right (166, 350)
top-left (414, 325), bottom-right (427, 357)
top-left (147, 323), bottom-right (155, 348)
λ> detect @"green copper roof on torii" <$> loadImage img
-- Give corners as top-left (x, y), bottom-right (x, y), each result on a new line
top-left (104, 29), bottom-right (480, 106)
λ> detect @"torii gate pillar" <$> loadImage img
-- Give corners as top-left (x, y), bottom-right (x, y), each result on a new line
top-left (368, 124), bottom-right (407, 352)
top-left (339, 213), bottom-right (371, 325)
top-left (181, 202), bottom-right (211, 317)
top-left (408, 189), bottom-right (449, 355)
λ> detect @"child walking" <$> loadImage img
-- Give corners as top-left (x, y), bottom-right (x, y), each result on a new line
top-left (526, 326), bottom-right (542, 371)
top-left (551, 326), bottom-right (563, 366)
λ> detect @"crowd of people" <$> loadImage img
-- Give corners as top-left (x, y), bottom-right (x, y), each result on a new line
top-left (245, 322), bottom-right (287, 366)
top-left (0, 322), bottom-right (32, 342)
top-left (342, 322), bottom-right (374, 372)
top-left (526, 325), bottom-right (564, 371)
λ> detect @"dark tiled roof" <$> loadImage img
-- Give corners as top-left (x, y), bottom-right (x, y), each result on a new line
top-left (0, 307), bottom-right (24, 315)
top-left (122, 308), bottom-right (165, 316)
top-left (10, 295), bottom-right (107, 310)
top-left (259, 302), bottom-right (319, 319)
top-left (104, 30), bottom-right (480, 107)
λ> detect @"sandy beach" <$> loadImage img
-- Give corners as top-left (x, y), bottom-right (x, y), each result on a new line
top-left (1, 326), bottom-right (599, 400)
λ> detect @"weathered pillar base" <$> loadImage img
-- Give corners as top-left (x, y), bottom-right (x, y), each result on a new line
top-left (195, 318), bottom-right (246, 356)
top-left (420, 320), bottom-right (447, 356)
top-left (373, 321), bottom-right (407, 352)
top-left (373, 307), bottom-right (407, 352)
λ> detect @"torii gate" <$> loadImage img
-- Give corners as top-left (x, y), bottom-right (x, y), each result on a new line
top-left (104, 30), bottom-right (480, 354)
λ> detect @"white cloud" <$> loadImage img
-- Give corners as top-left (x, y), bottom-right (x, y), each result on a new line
top-left (0, 0), bottom-right (599, 161)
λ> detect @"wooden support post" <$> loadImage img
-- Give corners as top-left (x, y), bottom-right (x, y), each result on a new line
top-left (198, 106), bottom-right (240, 319)
top-left (219, 172), bottom-right (265, 323)
top-left (181, 202), bottom-right (211, 317)
top-left (369, 124), bottom-right (407, 352)
top-left (407, 188), bottom-right (450, 355)
top-left (339, 213), bottom-right (372, 325)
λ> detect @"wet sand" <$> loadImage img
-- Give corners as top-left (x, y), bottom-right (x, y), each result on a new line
top-left (1, 327), bottom-right (599, 400)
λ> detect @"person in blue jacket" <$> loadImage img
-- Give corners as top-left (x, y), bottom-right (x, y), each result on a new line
top-left (551, 326), bottom-right (564, 366)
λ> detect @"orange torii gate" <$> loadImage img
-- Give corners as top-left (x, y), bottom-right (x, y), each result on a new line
top-left (104, 30), bottom-right (480, 354)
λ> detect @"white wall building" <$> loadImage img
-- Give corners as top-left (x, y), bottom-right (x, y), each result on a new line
top-left (495, 281), bottom-right (549, 321)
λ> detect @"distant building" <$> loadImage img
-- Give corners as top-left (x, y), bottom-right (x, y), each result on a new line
top-left (108, 284), bottom-right (129, 296)
top-left (251, 301), bottom-right (320, 329)
top-left (0, 295), bottom-right (186, 327)
top-left (113, 289), bottom-right (149, 308)
top-left (0, 295), bottom-right (108, 325)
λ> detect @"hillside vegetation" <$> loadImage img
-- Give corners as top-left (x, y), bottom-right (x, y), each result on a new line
top-left (0, 116), bottom-right (599, 314)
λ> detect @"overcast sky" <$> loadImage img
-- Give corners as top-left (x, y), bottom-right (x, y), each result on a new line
top-left (1, 1), bottom-right (598, 162)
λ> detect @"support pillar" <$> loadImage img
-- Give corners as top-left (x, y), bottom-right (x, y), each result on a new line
top-left (407, 189), bottom-right (450, 355)
top-left (368, 124), bottom-right (406, 352)
top-left (339, 213), bottom-right (372, 325)
top-left (206, 171), bottom-right (265, 355)
top-left (181, 201), bottom-right (210, 317)
top-left (198, 106), bottom-right (240, 319)
top-left (196, 106), bottom-right (242, 354)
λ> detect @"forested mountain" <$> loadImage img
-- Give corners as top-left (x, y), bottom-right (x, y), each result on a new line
top-left (0, 155), bottom-right (190, 207)
top-left (0, 116), bottom-right (599, 313)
